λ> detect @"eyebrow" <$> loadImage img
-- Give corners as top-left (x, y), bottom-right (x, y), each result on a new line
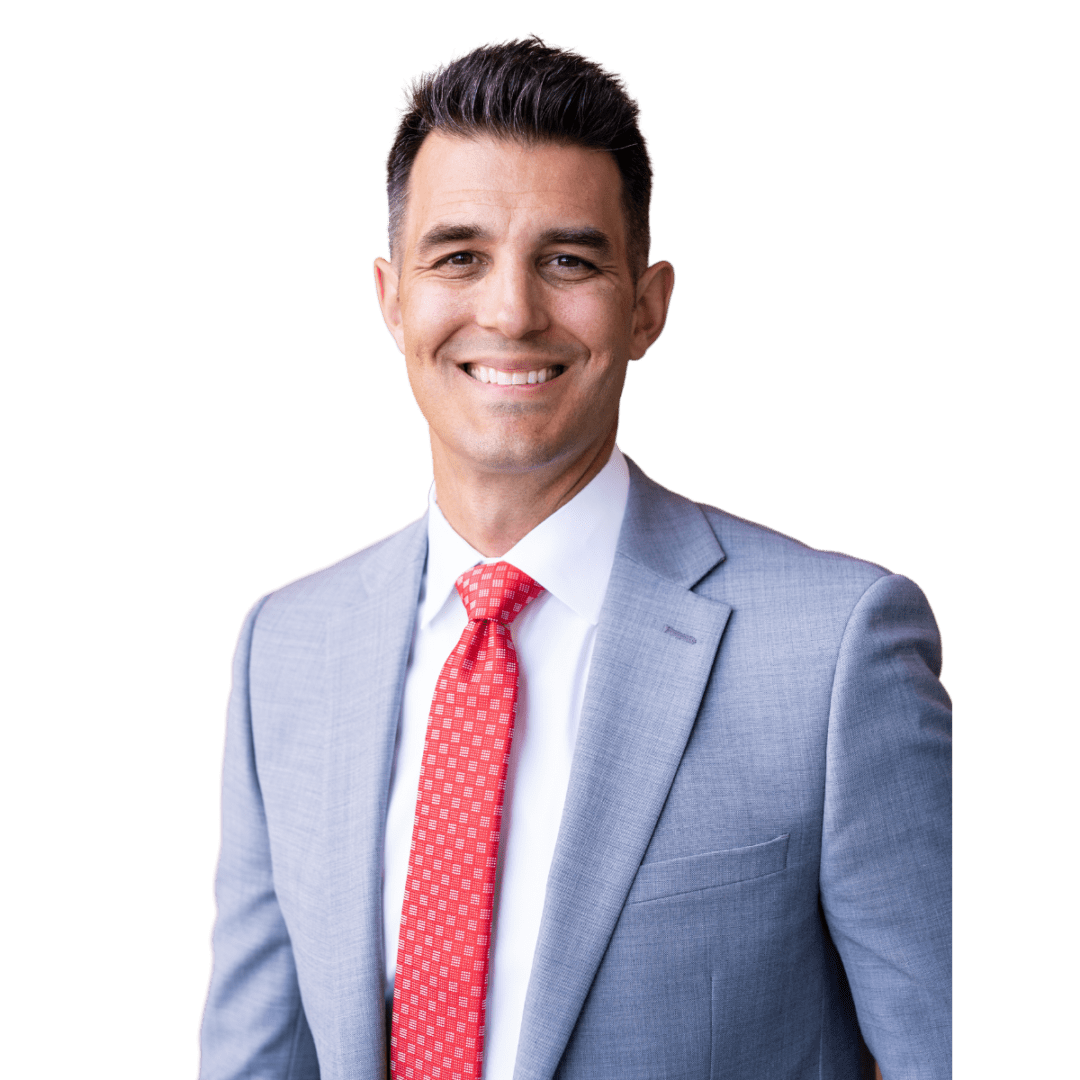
top-left (414, 223), bottom-right (614, 259)
top-left (537, 227), bottom-right (614, 258)
top-left (415, 224), bottom-right (490, 256)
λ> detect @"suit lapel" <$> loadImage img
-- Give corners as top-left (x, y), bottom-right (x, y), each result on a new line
top-left (514, 464), bottom-right (732, 1080)
top-left (318, 520), bottom-right (427, 1074)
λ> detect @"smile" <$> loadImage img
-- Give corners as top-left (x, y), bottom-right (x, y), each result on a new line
top-left (464, 364), bottom-right (565, 386)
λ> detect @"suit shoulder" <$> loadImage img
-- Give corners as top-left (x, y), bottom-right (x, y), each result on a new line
top-left (690, 501), bottom-right (941, 666)
top-left (255, 514), bottom-right (427, 629)
top-left (691, 501), bottom-right (894, 613)
top-left (624, 457), bottom-right (890, 603)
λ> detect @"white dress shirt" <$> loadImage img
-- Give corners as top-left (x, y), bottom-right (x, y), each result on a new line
top-left (382, 446), bottom-right (629, 1079)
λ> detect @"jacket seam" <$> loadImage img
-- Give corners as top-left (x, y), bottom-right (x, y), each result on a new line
top-left (820, 571), bottom-right (892, 844)
top-left (818, 966), bottom-right (826, 1080)
top-left (284, 998), bottom-right (306, 1079)
top-left (819, 570), bottom-right (895, 1080)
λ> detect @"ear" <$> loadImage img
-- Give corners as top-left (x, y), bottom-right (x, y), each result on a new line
top-left (374, 257), bottom-right (406, 354)
top-left (629, 260), bottom-right (675, 360)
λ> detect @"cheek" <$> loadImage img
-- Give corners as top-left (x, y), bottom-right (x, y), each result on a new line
top-left (401, 286), bottom-right (473, 355)
top-left (555, 289), bottom-right (632, 354)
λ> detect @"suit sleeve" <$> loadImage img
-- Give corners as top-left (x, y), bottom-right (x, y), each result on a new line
top-left (820, 573), bottom-right (952, 1080)
top-left (200, 598), bottom-right (321, 1079)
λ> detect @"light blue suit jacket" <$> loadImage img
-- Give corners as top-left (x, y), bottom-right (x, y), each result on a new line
top-left (201, 459), bottom-right (951, 1080)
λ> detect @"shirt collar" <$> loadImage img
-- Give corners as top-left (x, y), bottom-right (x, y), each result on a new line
top-left (419, 446), bottom-right (630, 630)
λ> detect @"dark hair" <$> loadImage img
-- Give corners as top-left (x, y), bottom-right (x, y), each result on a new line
top-left (386, 38), bottom-right (652, 275)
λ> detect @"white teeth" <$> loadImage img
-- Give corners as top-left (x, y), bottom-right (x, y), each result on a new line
top-left (468, 364), bottom-right (559, 385)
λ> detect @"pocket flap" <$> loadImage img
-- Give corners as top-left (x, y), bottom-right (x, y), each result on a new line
top-left (627, 834), bottom-right (790, 904)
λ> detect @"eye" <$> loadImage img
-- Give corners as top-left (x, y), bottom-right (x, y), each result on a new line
top-left (545, 253), bottom-right (597, 277)
top-left (433, 250), bottom-right (482, 277)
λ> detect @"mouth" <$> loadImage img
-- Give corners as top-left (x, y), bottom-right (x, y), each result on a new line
top-left (463, 363), bottom-right (566, 386)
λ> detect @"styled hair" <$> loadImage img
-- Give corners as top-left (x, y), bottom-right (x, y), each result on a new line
top-left (386, 38), bottom-right (652, 275)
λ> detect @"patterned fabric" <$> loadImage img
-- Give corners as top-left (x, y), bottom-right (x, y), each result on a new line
top-left (390, 562), bottom-right (545, 1080)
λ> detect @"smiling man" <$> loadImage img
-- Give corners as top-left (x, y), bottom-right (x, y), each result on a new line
top-left (374, 131), bottom-right (671, 557)
top-left (201, 40), bottom-right (951, 1080)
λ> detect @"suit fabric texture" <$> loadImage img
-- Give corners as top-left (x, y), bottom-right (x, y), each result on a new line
top-left (201, 459), bottom-right (952, 1080)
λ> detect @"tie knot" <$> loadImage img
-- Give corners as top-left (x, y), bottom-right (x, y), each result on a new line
top-left (455, 561), bottom-right (544, 625)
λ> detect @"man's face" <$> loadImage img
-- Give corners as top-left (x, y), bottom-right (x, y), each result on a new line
top-left (375, 133), bottom-right (671, 478)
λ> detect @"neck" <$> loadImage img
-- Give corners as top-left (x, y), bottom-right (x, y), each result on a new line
top-left (431, 427), bottom-right (618, 557)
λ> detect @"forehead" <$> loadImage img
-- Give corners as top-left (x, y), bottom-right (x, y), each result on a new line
top-left (402, 133), bottom-right (626, 249)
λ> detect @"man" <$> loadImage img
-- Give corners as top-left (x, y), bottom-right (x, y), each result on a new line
top-left (201, 39), bottom-right (951, 1080)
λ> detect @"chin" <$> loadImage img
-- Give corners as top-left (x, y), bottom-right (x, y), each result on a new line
top-left (458, 429), bottom-right (572, 474)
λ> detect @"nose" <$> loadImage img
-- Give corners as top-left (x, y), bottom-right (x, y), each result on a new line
top-left (474, 258), bottom-right (550, 340)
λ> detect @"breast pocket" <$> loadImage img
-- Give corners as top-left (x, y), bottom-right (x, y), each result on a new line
top-left (625, 834), bottom-right (790, 905)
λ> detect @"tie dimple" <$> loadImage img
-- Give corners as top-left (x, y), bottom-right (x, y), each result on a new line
top-left (390, 561), bottom-right (544, 1080)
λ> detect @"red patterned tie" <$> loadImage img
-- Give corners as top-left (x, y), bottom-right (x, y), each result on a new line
top-left (390, 561), bottom-right (545, 1080)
